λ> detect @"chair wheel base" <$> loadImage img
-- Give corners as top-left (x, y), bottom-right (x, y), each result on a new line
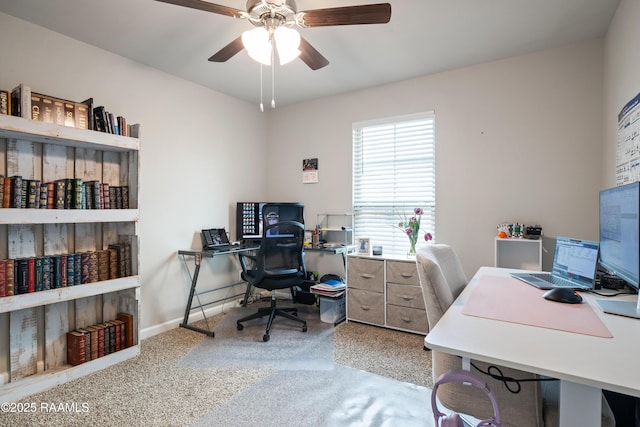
top-left (236, 300), bottom-right (307, 341)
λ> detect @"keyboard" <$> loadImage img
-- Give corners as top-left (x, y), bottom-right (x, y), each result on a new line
top-left (530, 273), bottom-right (576, 288)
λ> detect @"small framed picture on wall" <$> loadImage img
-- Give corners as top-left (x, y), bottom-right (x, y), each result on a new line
top-left (357, 237), bottom-right (370, 255)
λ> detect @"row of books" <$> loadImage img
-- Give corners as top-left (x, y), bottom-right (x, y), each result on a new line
top-left (91, 103), bottom-right (138, 137)
top-left (0, 242), bottom-right (132, 298)
top-left (67, 312), bottom-right (134, 366)
top-left (1, 84), bottom-right (139, 138)
top-left (0, 175), bottom-right (129, 209)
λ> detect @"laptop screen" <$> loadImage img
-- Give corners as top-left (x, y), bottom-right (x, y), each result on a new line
top-left (551, 237), bottom-right (599, 287)
top-left (211, 229), bottom-right (230, 246)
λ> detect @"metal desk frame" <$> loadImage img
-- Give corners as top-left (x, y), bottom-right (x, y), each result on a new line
top-left (178, 244), bottom-right (349, 337)
top-left (178, 245), bottom-right (259, 337)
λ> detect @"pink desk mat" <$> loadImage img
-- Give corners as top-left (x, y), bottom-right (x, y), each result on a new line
top-left (461, 276), bottom-right (612, 338)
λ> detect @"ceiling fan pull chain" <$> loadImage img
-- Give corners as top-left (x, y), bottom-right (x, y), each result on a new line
top-left (259, 63), bottom-right (264, 112)
top-left (271, 46), bottom-right (276, 109)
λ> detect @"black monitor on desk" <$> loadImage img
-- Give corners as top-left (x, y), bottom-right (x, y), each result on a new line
top-left (236, 202), bottom-right (266, 241)
top-left (236, 202), bottom-right (305, 241)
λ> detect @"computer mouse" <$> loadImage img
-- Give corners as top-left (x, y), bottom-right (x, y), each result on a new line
top-left (542, 288), bottom-right (583, 304)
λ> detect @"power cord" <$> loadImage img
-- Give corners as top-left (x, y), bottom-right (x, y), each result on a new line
top-left (587, 289), bottom-right (637, 298)
top-left (470, 362), bottom-right (557, 394)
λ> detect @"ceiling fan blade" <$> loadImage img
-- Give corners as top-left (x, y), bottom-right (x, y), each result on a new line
top-left (298, 37), bottom-right (329, 70)
top-left (208, 36), bottom-right (244, 62)
top-left (155, 0), bottom-right (244, 18)
top-left (299, 3), bottom-right (391, 27)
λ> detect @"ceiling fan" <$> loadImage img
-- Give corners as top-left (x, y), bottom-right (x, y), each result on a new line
top-left (155, 0), bottom-right (392, 70)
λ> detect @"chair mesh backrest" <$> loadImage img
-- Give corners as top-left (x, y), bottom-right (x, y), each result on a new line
top-left (416, 244), bottom-right (468, 329)
top-left (257, 203), bottom-right (306, 285)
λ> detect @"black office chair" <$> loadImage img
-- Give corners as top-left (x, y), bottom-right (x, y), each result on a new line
top-left (236, 203), bottom-right (308, 342)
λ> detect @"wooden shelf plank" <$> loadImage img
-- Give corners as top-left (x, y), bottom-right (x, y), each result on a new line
top-left (0, 345), bottom-right (140, 402)
top-left (0, 277), bottom-right (140, 314)
top-left (0, 114), bottom-right (139, 151)
top-left (0, 208), bottom-right (139, 224)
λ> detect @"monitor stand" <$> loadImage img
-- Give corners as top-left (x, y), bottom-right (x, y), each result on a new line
top-left (596, 299), bottom-right (640, 319)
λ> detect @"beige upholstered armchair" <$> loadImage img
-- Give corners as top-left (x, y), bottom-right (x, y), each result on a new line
top-left (416, 244), bottom-right (615, 427)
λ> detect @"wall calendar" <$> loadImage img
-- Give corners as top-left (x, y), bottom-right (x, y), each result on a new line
top-left (617, 92), bottom-right (640, 185)
top-left (302, 158), bottom-right (318, 184)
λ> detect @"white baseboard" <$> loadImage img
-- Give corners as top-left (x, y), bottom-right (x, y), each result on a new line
top-left (140, 299), bottom-right (240, 341)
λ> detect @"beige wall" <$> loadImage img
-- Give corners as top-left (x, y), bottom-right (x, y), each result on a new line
top-left (2, 0), bottom-right (637, 335)
top-left (0, 13), bottom-right (267, 334)
top-left (267, 40), bottom-right (604, 278)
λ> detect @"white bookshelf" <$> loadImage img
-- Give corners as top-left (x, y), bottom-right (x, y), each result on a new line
top-left (0, 113), bottom-right (140, 402)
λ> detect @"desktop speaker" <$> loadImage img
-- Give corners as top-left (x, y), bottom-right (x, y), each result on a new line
top-left (431, 369), bottom-right (502, 427)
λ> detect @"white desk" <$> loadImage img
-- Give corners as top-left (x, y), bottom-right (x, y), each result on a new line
top-left (425, 266), bottom-right (640, 427)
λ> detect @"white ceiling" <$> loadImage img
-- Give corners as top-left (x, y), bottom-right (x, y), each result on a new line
top-left (0, 0), bottom-right (620, 108)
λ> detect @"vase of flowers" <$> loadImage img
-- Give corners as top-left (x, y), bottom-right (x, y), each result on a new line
top-left (395, 207), bottom-right (433, 258)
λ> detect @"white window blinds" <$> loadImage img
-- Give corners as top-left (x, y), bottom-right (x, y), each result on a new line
top-left (352, 112), bottom-right (435, 256)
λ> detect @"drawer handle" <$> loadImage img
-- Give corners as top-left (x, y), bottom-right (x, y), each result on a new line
top-left (399, 295), bottom-right (416, 301)
top-left (400, 273), bottom-right (414, 278)
top-left (360, 274), bottom-right (375, 279)
top-left (401, 317), bottom-right (413, 323)
top-left (360, 305), bottom-right (372, 311)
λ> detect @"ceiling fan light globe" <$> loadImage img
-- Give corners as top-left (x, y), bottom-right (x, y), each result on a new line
top-left (274, 26), bottom-right (301, 65)
top-left (242, 27), bottom-right (272, 65)
top-left (248, 49), bottom-right (272, 65)
top-left (278, 47), bottom-right (301, 65)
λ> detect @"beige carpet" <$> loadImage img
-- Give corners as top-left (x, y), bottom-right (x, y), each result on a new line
top-left (3, 307), bottom-right (433, 427)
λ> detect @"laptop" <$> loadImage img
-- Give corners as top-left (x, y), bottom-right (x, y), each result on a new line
top-left (201, 228), bottom-right (235, 251)
top-left (511, 236), bottom-right (599, 290)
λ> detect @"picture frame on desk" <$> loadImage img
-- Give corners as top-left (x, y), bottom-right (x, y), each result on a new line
top-left (357, 237), bottom-right (370, 255)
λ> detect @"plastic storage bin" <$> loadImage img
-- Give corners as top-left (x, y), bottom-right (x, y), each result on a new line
top-left (320, 295), bottom-right (346, 325)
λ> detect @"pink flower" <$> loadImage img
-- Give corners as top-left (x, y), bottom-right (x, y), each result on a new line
top-left (394, 207), bottom-right (433, 248)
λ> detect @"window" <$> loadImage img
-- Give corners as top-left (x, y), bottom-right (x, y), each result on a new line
top-left (352, 112), bottom-right (435, 256)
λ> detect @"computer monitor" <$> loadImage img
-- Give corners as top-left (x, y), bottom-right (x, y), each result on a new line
top-left (236, 202), bottom-right (266, 241)
top-left (236, 202), bottom-right (305, 241)
top-left (599, 181), bottom-right (640, 290)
